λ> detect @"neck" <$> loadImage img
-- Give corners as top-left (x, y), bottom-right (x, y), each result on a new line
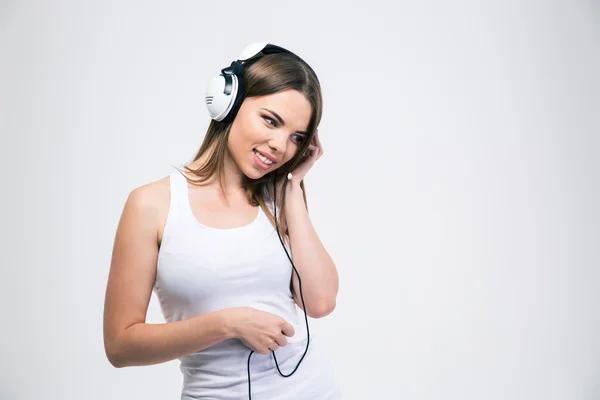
top-left (188, 147), bottom-right (245, 193)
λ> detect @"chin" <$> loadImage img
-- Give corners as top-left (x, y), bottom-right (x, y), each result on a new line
top-left (242, 165), bottom-right (266, 180)
top-left (244, 171), bottom-right (263, 181)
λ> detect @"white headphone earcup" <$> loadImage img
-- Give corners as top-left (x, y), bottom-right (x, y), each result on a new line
top-left (205, 74), bottom-right (239, 121)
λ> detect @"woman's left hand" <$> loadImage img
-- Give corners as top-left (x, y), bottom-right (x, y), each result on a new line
top-left (288, 128), bottom-right (323, 184)
top-left (273, 129), bottom-right (323, 200)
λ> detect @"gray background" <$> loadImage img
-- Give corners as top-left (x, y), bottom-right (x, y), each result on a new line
top-left (1, 1), bottom-right (599, 399)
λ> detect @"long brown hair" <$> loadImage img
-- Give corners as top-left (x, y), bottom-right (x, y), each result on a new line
top-left (180, 52), bottom-right (323, 240)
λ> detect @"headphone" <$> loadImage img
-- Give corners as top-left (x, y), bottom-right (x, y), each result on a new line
top-left (204, 43), bottom-right (313, 399)
top-left (204, 42), bottom-right (313, 123)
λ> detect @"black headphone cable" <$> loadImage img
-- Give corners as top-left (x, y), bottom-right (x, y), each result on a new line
top-left (246, 174), bottom-right (311, 399)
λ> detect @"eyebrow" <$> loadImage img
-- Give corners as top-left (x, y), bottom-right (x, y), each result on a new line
top-left (261, 108), bottom-right (308, 135)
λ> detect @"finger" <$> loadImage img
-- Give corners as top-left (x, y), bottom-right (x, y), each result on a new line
top-left (248, 342), bottom-right (268, 355)
top-left (310, 132), bottom-right (322, 153)
top-left (244, 339), bottom-right (270, 355)
top-left (315, 142), bottom-right (323, 157)
top-left (275, 334), bottom-right (288, 347)
top-left (268, 341), bottom-right (279, 352)
top-left (281, 322), bottom-right (295, 337)
top-left (259, 347), bottom-right (270, 355)
top-left (314, 129), bottom-right (322, 148)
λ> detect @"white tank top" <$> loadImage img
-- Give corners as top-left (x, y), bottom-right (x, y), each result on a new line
top-left (153, 168), bottom-right (341, 399)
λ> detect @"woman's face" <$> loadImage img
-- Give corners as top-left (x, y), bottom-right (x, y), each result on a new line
top-left (227, 89), bottom-right (312, 180)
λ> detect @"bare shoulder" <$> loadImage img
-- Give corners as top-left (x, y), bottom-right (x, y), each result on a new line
top-left (126, 175), bottom-right (172, 245)
top-left (128, 175), bottom-right (170, 208)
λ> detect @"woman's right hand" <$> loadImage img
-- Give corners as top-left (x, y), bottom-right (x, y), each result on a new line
top-left (222, 307), bottom-right (295, 355)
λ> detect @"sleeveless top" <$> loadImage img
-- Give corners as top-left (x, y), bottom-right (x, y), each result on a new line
top-left (153, 168), bottom-right (341, 399)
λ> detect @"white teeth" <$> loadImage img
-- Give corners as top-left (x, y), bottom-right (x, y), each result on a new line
top-left (255, 150), bottom-right (273, 165)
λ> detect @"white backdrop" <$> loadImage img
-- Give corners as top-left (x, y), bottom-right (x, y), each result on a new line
top-left (1, 1), bottom-right (599, 399)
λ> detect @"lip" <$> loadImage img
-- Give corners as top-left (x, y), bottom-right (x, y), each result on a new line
top-left (253, 149), bottom-right (278, 163)
top-left (253, 150), bottom-right (274, 170)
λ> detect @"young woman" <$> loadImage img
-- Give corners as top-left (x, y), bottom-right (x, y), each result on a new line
top-left (103, 43), bottom-right (341, 399)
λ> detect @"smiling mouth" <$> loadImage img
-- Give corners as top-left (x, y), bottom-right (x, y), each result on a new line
top-left (253, 149), bottom-right (275, 166)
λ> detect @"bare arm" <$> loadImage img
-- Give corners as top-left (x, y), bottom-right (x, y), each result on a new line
top-left (109, 312), bottom-right (234, 368)
top-left (284, 182), bottom-right (339, 319)
top-left (103, 184), bottom-right (235, 368)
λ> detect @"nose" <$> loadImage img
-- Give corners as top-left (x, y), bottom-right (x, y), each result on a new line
top-left (268, 132), bottom-right (287, 155)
